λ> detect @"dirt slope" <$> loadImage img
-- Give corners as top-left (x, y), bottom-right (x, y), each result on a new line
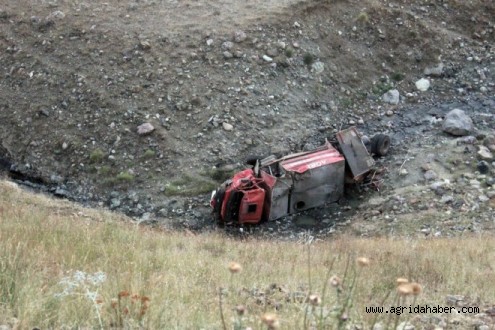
top-left (0, 0), bottom-right (494, 235)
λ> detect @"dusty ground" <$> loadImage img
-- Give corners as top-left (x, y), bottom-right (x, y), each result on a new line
top-left (0, 0), bottom-right (494, 238)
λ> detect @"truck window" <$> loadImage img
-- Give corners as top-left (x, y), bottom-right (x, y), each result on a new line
top-left (247, 204), bottom-right (257, 213)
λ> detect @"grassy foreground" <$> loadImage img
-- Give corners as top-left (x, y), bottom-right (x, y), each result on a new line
top-left (0, 179), bottom-right (494, 329)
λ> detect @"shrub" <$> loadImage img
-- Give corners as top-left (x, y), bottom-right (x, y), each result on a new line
top-left (116, 171), bottom-right (134, 182)
top-left (89, 149), bottom-right (105, 163)
top-left (303, 53), bottom-right (315, 66)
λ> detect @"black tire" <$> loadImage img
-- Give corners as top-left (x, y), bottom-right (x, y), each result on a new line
top-left (245, 155), bottom-right (262, 167)
top-left (370, 134), bottom-right (390, 157)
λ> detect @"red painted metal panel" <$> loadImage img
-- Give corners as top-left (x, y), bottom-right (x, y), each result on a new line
top-left (281, 145), bottom-right (344, 174)
top-left (238, 188), bottom-right (266, 224)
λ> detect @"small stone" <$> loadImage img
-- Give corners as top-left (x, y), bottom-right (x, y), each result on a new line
top-left (424, 63), bottom-right (444, 76)
top-left (62, 142), bottom-right (69, 150)
top-left (311, 61), bottom-right (324, 74)
top-left (48, 10), bottom-right (65, 20)
top-left (206, 39), bottom-right (213, 46)
top-left (137, 123), bottom-right (155, 135)
top-left (415, 78), bottom-right (430, 91)
top-left (477, 161), bottom-right (490, 174)
top-left (262, 55), bottom-right (273, 62)
top-left (476, 325), bottom-right (489, 330)
top-left (54, 187), bottom-right (70, 198)
top-left (478, 146), bottom-right (494, 161)
top-left (396, 321), bottom-right (414, 330)
top-left (222, 122), bottom-right (233, 131)
top-left (424, 170), bottom-right (438, 181)
top-left (458, 136), bottom-right (477, 145)
top-left (373, 323), bottom-right (385, 330)
top-left (274, 56), bottom-right (289, 67)
top-left (382, 89), bottom-right (400, 104)
top-left (110, 198), bottom-right (121, 209)
top-left (223, 51), bottom-right (233, 59)
top-left (442, 109), bottom-right (474, 136)
top-left (483, 135), bottom-right (495, 152)
top-left (386, 110), bottom-right (394, 116)
top-left (139, 40), bottom-right (151, 50)
top-left (233, 30), bottom-right (247, 43)
top-left (50, 174), bottom-right (63, 183)
top-left (479, 195), bottom-right (489, 202)
top-left (266, 48), bottom-right (279, 57)
top-left (399, 168), bottom-right (408, 176)
top-left (446, 295), bottom-right (464, 305)
top-left (221, 41), bottom-right (234, 50)
top-left (440, 195), bottom-right (454, 204)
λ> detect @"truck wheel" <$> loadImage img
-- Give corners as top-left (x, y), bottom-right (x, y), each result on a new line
top-left (370, 134), bottom-right (390, 157)
top-left (245, 155), bottom-right (262, 166)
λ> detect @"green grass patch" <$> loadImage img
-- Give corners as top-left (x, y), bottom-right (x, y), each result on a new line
top-left (203, 167), bottom-right (236, 183)
top-left (116, 171), bottom-right (134, 182)
top-left (162, 175), bottom-right (217, 197)
top-left (142, 149), bottom-right (155, 159)
top-left (89, 149), bottom-right (105, 163)
top-left (372, 82), bottom-right (393, 95)
top-left (303, 52), bottom-right (315, 66)
top-left (98, 165), bottom-right (113, 176)
top-left (356, 11), bottom-right (369, 23)
top-left (285, 47), bottom-right (294, 58)
top-left (391, 72), bottom-right (405, 82)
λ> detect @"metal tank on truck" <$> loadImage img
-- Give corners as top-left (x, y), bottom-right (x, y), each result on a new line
top-left (210, 127), bottom-right (390, 225)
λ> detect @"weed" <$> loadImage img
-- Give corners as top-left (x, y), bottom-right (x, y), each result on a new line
top-left (339, 97), bottom-right (353, 109)
top-left (203, 167), bottom-right (236, 182)
top-left (142, 149), bottom-right (155, 159)
top-left (109, 291), bottom-right (150, 328)
top-left (391, 72), bottom-right (405, 82)
top-left (372, 82), bottom-right (393, 95)
top-left (54, 271), bottom-right (107, 329)
top-left (303, 53), bottom-right (315, 66)
top-left (89, 149), bottom-right (105, 163)
top-left (98, 165), bottom-right (112, 176)
top-left (285, 47), bottom-right (294, 58)
top-left (356, 12), bottom-right (369, 23)
top-left (116, 171), bottom-right (134, 182)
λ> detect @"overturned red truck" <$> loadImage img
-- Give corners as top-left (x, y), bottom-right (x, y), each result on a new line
top-left (210, 127), bottom-right (390, 225)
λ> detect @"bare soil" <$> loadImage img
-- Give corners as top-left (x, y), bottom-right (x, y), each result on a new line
top-left (0, 0), bottom-right (494, 238)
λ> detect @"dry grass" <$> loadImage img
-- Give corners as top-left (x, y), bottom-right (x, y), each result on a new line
top-left (0, 179), bottom-right (494, 329)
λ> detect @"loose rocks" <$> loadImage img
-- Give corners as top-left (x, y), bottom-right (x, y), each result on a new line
top-left (442, 109), bottom-right (474, 136)
top-left (137, 123), bottom-right (155, 135)
top-left (382, 89), bottom-right (400, 105)
top-left (415, 78), bottom-right (430, 91)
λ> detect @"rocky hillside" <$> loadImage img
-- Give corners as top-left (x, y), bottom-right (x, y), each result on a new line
top-left (0, 0), bottom-right (493, 236)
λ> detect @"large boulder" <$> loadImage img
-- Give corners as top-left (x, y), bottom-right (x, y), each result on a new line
top-left (442, 109), bottom-right (474, 136)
